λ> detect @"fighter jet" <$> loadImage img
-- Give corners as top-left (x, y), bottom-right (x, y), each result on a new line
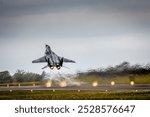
top-left (32, 44), bottom-right (75, 70)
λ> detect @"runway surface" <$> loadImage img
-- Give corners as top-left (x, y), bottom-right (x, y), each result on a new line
top-left (0, 84), bottom-right (150, 91)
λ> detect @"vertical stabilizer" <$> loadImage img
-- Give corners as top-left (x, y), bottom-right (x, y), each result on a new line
top-left (45, 44), bottom-right (51, 54)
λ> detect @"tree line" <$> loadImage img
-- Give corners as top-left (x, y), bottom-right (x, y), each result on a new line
top-left (77, 61), bottom-right (150, 78)
top-left (0, 70), bottom-right (47, 83)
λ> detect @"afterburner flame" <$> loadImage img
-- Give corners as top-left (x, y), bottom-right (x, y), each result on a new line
top-left (46, 80), bottom-right (52, 87)
top-left (59, 81), bottom-right (67, 87)
top-left (92, 81), bottom-right (98, 87)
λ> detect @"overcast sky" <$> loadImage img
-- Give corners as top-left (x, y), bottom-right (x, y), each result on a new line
top-left (0, 0), bottom-right (150, 75)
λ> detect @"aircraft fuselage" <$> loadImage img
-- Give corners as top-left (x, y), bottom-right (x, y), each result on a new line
top-left (32, 44), bottom-right (75, 70)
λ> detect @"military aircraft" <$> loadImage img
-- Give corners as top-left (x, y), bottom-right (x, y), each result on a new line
top-left (32, 44), bottom-right (75, 70)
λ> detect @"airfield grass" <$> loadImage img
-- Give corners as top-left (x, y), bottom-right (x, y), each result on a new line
top-left (0, 90), bottom-right (149, 100)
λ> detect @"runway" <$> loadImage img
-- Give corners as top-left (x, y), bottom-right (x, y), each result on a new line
top-left (0, 84), bottom-right (150, 91)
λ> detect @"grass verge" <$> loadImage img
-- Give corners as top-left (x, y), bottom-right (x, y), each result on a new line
top-left (0, 90), bottom-right (149, 100)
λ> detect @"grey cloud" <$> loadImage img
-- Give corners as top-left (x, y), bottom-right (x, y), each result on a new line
top-left (1, 0), bottom-right (150, 17)
top-left (0, 0), bottom-right (98, 17)
top-left (1, 5), bottom-right (150, 39)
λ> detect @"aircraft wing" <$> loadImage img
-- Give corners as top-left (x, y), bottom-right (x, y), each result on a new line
top-left (63, 57), bottom-right (75, 63)
top-left (32, 56), bottom-right (46, 63)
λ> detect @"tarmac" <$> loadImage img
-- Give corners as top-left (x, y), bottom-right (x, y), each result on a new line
top-left (0, 84), bottom-right (150, 91)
